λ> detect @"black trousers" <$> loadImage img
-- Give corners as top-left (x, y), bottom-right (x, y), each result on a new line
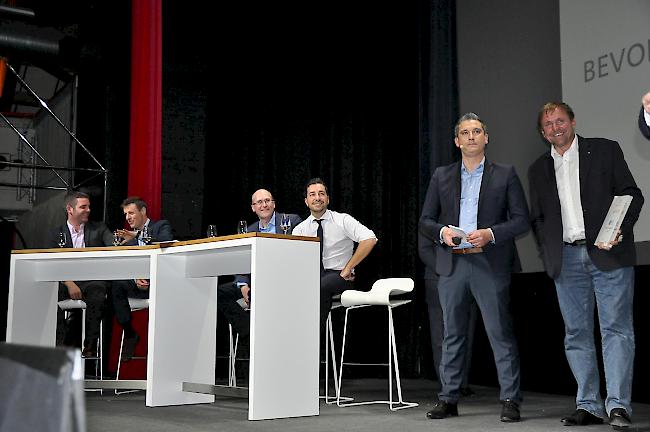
top-left (111, 279), bottom-right (149, 327)
top-left (217, 282), bottom-right (250, 337)
top-left (320, 269), bottom-right (353, 333)
top-left (57, 280), bottom-right (107, 346)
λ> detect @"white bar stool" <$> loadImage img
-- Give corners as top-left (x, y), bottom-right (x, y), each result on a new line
top-left (57, 299), bottom-right (104, 390)
top-left (336, 278), bottom-right (418, 411)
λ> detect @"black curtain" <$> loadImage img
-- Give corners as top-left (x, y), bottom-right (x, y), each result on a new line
top-left (203, 1), bottom-right (458, 376)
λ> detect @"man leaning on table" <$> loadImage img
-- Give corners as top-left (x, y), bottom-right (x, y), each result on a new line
top-left (112, 196), bottom-right (173, 361)
top-left (216, 188), bottom-right (302, 354)
top-left (49, 190), bottom-right (114, 357)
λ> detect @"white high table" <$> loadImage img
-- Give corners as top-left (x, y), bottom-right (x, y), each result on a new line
top-left (6, 233), bottom-right (321, 420)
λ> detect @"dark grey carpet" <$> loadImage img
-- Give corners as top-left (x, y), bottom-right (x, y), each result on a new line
top-left (86, 379), bottom-right (650, 432)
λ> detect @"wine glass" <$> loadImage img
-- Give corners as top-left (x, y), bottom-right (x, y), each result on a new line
top-left (206, 225), bottom-right (218, 237)
top-left (280, 214), bottom-right (291, 234)
top-left (113, 231), bottom-right (122, 246)
top-left (237, 220), bottom-right (248, 234)
top-left (58, 231), bottom-right (66, 248)
top-left (141, 225), bottom-right (152, 245)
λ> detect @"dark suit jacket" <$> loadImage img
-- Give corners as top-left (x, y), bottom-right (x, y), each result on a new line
top-left (639, 107), bottom-right (650, 140)
top-left (235, 212), bottom-right (302, 286)
top-left (123, 219), bottom-right (174, 246)
top-left (529, 136), bottom-right (644, 279)
top-left (419, 159), bottom-right (530, 277)
top-left (49, 220), bottom-right (114, 248)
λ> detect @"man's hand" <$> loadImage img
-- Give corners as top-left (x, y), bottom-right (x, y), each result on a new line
top-left (135, 279), bottom-right (150, 290)
top-left (643, 91), bottom-right (650, 114)
top-left (596, 230), bottom-right (622, 251)
top-left (442, 226), bottom-right (457, 246)
top-left (64, 281), bottom-right (83, 300)
top-left (240, 284), bottom-right (251, 305)
top-left (466, 229), bottom-right (493, 248)
top-left (340, 267), bottom-right (355, 281)
top-left (116, 229), bottom-right (138, 242)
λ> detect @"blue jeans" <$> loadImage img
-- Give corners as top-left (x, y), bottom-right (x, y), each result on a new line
top-left (555, 245), bottom-right (635, 417)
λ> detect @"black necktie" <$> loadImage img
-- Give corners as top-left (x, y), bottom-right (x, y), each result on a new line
top-left (315, 219), bottom-right (325, 274)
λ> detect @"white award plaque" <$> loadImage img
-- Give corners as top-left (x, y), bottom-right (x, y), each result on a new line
top-left (594, 195), bottom-right (632, 247)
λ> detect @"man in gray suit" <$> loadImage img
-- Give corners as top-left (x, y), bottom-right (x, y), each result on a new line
top-left (49, 191), bottom-right (114, 357)
top-left (217, 188), bottom-right (302, 343)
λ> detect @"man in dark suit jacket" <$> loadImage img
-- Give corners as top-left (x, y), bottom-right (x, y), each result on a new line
top-left (639, 91), bottom-right (650, 140)
top-left (217, 188), bottom-right (302, 345)
top-left (112, 196), bottom-right (173, 361)
top-left (49, 191), bottom-right (114, 357)
top-left (529, 102), bottom-right (643, 429)
top-left (420, 113), bottom-right (529, 422)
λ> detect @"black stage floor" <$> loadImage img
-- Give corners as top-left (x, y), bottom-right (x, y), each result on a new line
top-left (85, 378), bottom-right (650, 432)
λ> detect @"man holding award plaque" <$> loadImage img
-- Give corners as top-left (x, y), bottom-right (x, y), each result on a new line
top-left (529, 102), bottom-right (644, 429)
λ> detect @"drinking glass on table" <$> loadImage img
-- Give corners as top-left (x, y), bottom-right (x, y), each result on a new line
top-left (140, 225), bottom-right (152, 245)
top-left (58, 231), bottom-right (66, 248)
top-left (237, 220), bottom-right (248, 234)
top-left (206, 224), bottom-right (218, 238)
top-left (113, 230), bottom-right (123, 246)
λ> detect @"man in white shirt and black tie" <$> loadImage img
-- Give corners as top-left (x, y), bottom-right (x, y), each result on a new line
top-left (292, 178), bottom-right (377, 332)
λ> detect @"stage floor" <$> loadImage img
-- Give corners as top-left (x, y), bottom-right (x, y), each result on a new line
top-left (86, 378), bottom-right (650, 432)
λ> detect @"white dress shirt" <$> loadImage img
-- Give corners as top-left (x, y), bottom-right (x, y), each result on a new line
top-left (551, 135), bottom-right (586, 242)
top-left (67, 221), bottom-right (85, 248)
top-left (292, 209), bottom-right (377, 271)
top-left (644, 109), bottom-right (650, 128)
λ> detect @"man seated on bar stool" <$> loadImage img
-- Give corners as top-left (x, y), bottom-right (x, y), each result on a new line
top-left (112, 196), bottom-right (173, 361)
top-left (217, 188), bottom-right (302, 360)
top-left (292, 178), bottom-right (378, 341)
top-left (49, 191), bottom-right (114, 357)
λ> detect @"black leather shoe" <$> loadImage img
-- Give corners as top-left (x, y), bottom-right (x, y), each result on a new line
top-left (81, 346), bottom-right (97, 358)
top-left (500, 399), bottom-right (521, 422)
top-left (561, 409), bottom-right (604, 426)
top-left (426, 400), bottom-right (458, 419)
top-left (609, 408), bottom-right (631, 430)
top-left (121, 333), bottom-right (140, 362)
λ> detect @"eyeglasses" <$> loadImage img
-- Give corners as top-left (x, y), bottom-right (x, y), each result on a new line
top-left (252, 198), bottom-right (274, 207)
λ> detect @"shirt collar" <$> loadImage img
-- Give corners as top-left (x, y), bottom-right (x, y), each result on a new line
top-left (461, 157), bottom-right (485, 175)
top-left (550, 134), bottom-right (579, 160)
top-left (309, 209), bottom-right (331, 222)
top-left (259, 212), bottom-right (276, 230)
top-left (67, 221), bottom-right (84, 234)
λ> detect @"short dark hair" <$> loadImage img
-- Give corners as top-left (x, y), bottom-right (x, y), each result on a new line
top-left (64, 191), bottom-right (89, 209)
top-left (537, 102), bottom-right (575, 136)
top-left (454, 112), bottom-right (488, 137)
top-left (304, 178), bottom-right (328, 197)
top-left (121, 196), bottom-right (148, 211)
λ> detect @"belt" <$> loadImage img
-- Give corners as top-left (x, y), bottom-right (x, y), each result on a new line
top-left (564, 239), bottom-right (587, 246)
top-left (451, 247), bottom-right (483, 255)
